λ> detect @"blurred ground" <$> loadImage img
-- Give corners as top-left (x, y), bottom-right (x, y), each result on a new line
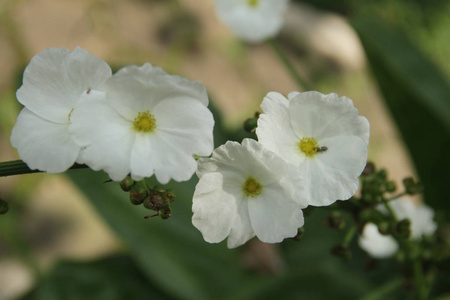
top-left (0, 0), bottom-right (437, 298)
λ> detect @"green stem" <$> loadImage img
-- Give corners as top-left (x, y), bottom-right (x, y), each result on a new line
top-left (387, 192), bottom-right (408, 201)
top-left (267, 39), bottom-right (311, 91)
top-left (0, 160), bottom-right (88, 177)
top-left (381, 196), bottom-right (398, 222)
top-left (412, 252), bottom-right (429, 300)
top-left (343, 225), bottom-right (357, 246)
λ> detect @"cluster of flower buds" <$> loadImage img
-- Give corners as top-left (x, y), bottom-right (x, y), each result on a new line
top-left (120, 176), bottom-right (175, 220)
top-left (360, 162), bottom-right (397, 205)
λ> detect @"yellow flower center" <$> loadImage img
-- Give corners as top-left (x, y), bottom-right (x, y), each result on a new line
top-left (242, 176), bottom-right (263, 197)
top-left (298, 137), bottom-right (319, 158)
top-left (247, 0), bottom-right (259, 8)
top-left (133, 111), bottom-right (156, 133)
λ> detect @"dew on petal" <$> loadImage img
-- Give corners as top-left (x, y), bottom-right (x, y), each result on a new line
top-left (133, 111), bottom-right (156, 133)
top-left (242, 176), bottom-right (263, 197)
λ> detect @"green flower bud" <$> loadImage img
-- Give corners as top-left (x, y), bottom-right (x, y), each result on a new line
top-left (394, 219), bottom-right (411, 238)
top-left (291, 227), bottom-right (305, 241)
top-left (120, 175), bottom-right (135, 192)
top-left (0, 199), bottom-right (9, 215)
top-left (331, 244), bottom-right (351, 260)
top-left (377, 222), bottom-right (390, 235)
top-left (385, 181), bottom-right (396, 193)
top-left (130, 190), bottom-right (148, 205)
top-left (325, 211), bottom-right (345, 230)
top-left (403, 177), bottom-right (423, 195)
top-left (165, 189), bottom-right (176, 202)
top-left (158, 207), bottom-right (172, 220)
top-left (362, 162), bottom-right (375, 176)
top-left (243, 112), bottom-right (260, 133)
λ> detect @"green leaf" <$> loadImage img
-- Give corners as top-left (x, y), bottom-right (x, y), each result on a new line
top-left (352, 14), bottom-right (450, 215)
top-left (22, 255), bottom-right (170, 300)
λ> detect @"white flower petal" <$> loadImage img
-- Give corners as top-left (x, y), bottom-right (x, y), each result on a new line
top-left (215, 0), bottom-right (289, 43)
top-left (154, 97), bottom-right (214, 157)
top-left (105, 64), bottom-right (209, 121)
top-left (192, 172), bottom-right (238, 244)
top-left (17, 47), bottom-right (111, 123)
top-left (248, 183), bottom-right (304, 243)
top-left (256, 92), bottom-right (302, 164)
top-left (413, 205), bottom-right (437, 237)
top-left (10, 108), bottom-right (80, 173)
top-left (293, 135), bottom-right (367, 206)
top-left (289, 91), bottom-right (370, 144)
top-left (384, 198), bottom-right (437, 240)
top-left (227, 199), bottom-right (255, 248)
top-left (69, 95), bottom-right (135, 181)
top-left (359, 223), bottom-right (398, 259)
top-left (197, 139), bottom-right (287, 185)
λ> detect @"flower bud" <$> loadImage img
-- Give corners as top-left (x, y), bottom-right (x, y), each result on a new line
top-left (120, 175), bottom-right (135, 192)
top-left (385, 181), bottom-right (396, 193)
top-left (130, 190), bottom-right (148, 205)
top-left (0, 199), bottom-right (8, 215)
top-left (158, 207), bottom-right (172, 220)
top-left (403, 177), bottom-right (423, 195)
top-left (165, 189), bottom-right (176, 202)
top-left (330, 244), bottom-right (351, 260)
top-left (377, 222), bottom-right (390, 235)
top-left (325, 211), bottom-right (345, 230)
top-left (291, 228), bottom-right (305, 241)
top-left (362, 162), bottom-right (375, 176)
top-left (394, 219), bottom-right (411, 239)
top-left (243, 112), bottom-right (260, 133)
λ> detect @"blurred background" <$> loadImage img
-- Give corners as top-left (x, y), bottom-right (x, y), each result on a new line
top-left (0, 0), bottom-right (449, 299)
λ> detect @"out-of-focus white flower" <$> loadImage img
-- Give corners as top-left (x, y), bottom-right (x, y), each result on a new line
top-left (215, 0), bottom-right (289, 43)
top-left (10, 47), bottom-right (111, 173)
top-left (256, 91), bottom-right (369, 207)
top-left (192, 138), bottom-right (305, 249)
top-left (358, 223), bottom-right (399, 259)
top-left (69, 63), bottom-right (214, 183)
top-left (359, 198), bottom-right (437, 259)
top-left (388, 198), bottom-right (437, 239)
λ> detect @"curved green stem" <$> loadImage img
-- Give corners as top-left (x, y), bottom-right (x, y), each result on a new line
top-left (0, 160), bottom-right (88, 177)
top-left (267, 39), bottom-right (311, 91)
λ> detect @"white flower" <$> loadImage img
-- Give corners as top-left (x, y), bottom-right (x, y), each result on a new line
top-left (359, 198), bottom-right (437, 258)
top-left (192, 138), bottom-right (305, 249)
top-left (215, 0), bottom-right (289, 43)
top-left (10, 47), bottom-right (112, 173)
top-left (256, 91), bottom-right (370, 207)
top-left (387, 198), bottom-right (437, 239)
top-left (69, 63), bottom-right (214, 183)
top-left (358, 223), bottom-right (399, 259)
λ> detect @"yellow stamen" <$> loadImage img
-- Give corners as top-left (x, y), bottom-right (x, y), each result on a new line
top-left (247, 0), bottom-right (259, 8)
top-left (133, 111), bottom-right (156, 133)
top-left (242, 176), bottom-right (263, 197)
top-left (298, 137), bottom-right (319, 158)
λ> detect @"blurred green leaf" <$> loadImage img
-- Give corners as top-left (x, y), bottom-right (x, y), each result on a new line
top-left (21, 255), bottom-right (170, 300)
top-left (352, 14), bottom-right (450, 215)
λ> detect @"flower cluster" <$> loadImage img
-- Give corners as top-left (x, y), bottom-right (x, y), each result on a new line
top-left (359, 197), bottom-right (437, 259)
top-left (11, 47), bottom-right (214, 183)
top-left (193, 91), bottom-right (370, 248)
